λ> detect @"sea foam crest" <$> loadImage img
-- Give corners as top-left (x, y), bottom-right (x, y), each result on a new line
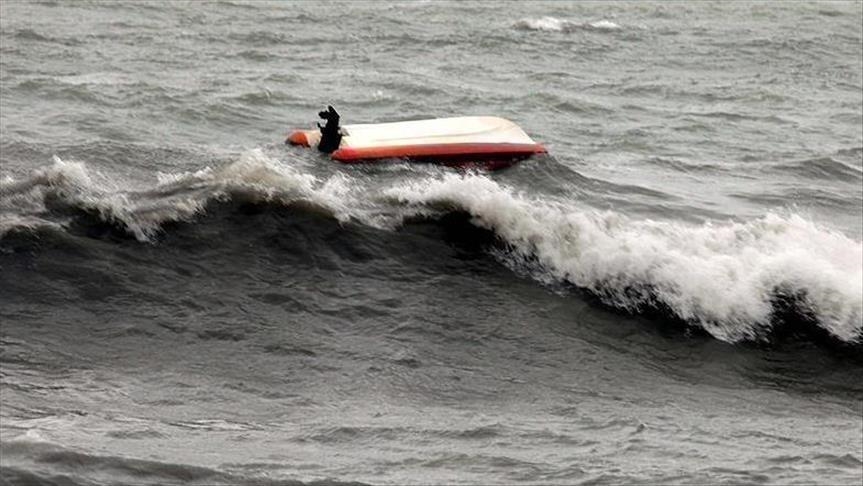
top-left (4, 158), bottom-right (862, 343)
top-left (385, 173), bottom-right (863, 343)
top-left (513, 17), bottom-right (622, 33)
top-left (0, 151), bottom-right (356, 240)
top-left (0, 156), bottom-right (98, 236)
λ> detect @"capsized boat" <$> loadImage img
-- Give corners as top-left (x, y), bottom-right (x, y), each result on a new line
top-left (287, 111), bottom-right (546, 169)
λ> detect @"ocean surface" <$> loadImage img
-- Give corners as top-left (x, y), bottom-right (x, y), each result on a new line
top-left (1, 1), bottom-right (862, 485)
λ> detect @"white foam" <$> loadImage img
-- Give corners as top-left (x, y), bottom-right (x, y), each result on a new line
top-left (0, 150), bottom-right (363, 240)
top-left (4, 157), bottom-right (861, 343)
top-left (514, 16), bottom-right (571, 32)
top-left (588, 20), bottom-right (622, 31)
top-left (0, 214), bottom-right (63, 236)
top-left (384, 173), bottom-right (863, 343)
top-left (1, 156), bottom-right (101, 236)
top-left (513, 17), bottom-right (621, 33)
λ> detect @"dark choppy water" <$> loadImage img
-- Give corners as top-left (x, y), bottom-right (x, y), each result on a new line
top-left (1, 1), bottom-right (862, 485)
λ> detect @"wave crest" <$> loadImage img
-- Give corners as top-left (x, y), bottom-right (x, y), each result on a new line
top-left (385, 174), bottom-right (863, 344)
top-left (0, 151), bottom-right (358, 241)
top-left (3, 158), bottom-right (860, 344)
top-left (513, 17), bottom-right (622, 33)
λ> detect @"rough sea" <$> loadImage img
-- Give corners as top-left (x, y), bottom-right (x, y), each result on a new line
top-left (1, 1), bottom-right (862, 485)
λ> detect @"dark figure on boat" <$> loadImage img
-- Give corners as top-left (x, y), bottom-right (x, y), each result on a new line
top-left (317, 105), bottom-right (342, 153)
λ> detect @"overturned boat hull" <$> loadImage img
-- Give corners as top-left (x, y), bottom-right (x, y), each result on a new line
top-left (287, 116), bottom-right (546, 168)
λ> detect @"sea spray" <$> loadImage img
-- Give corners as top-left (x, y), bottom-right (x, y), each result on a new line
top-left (0, 150), bottom-right (361, 240)
top-left (4, 156), bottom-right (861, 343)
top-left (385, 173), bottom-right (863, 343)
top-left (513, 17), bottom-right (622, 33)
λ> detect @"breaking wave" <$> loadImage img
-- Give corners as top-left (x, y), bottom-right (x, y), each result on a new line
top-left (386, 175), bottom-right (863, 344)
top-left (0, 151), bottom-right (362, 240)
top-left (513, 17), bottom-right (622, 33)
top-left (2, 153), bottom-right (861, 345)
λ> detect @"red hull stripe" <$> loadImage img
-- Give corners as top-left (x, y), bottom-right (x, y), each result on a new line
top-left (287, 130), bottom-right (310, 147)
top-left (332, 143), bottom-right (546, 163)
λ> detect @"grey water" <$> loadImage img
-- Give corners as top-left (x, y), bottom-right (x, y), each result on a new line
top-left (1, 1), bottom-right (861, 485)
